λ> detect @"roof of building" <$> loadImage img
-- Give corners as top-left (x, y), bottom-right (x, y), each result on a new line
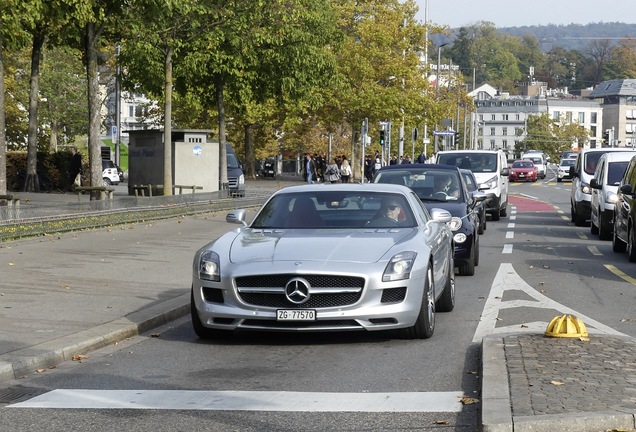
top-left (589, 79), bottom-right (636, 97)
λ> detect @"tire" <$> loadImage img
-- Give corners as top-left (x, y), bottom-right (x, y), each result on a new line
top-left (591, 217), bottom-right (599, 235)
top-left (474, 235), bottom-right (480, 267)
top-left (491, 210), bottom-right (500, 222)
top-left (500, 204), bottom-right (507, 218)
top-left (103, 177), bottom-right (112, 186)
top-left (191, 289), bottom-right (232, 340)
top-left (477, 216), bottom-right (485, 235)
top-left (613, 221), bottom-right (627, 253)
top-left (629, 227), bottom-right (636, 263)
top-left (402, 266), bottom-right (435, 339)
top-left (573, 204), bottom-right (587, 227)
top-left (598, 211), bottom-right (611, 240)
top-left (458, 245), bottom-right (476, 276)
top-left (557, 178), bottom-right (561, 182)
top-left (436, 260), bottom-right (455, 313)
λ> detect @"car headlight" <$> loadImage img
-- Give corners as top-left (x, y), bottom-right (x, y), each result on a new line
top-left (479, 175), bottom-right (498, 190)
top-left (199, 250), bottom-right (220, 281)
top-left (580, 182), bottom-right (591, 194)
top-left (238, 174), bottom-right (245, 185)
top-left (448, 216), bottom-right (462, 231)
top-left (382, 251), bottom-right (417, 282)
top-left (607, 192), bottom-right (619, 204)
top-left (453, 232), bottom-right (467, 243)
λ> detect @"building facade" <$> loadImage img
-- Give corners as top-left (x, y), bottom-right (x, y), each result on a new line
top-left (588, 79), bottom-right (636, 148)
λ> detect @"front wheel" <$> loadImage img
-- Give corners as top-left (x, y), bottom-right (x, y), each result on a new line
top-left (613, 221), bottom-right (627, 253)
top-left (402, 267), bottom-right (435, 339)
top-left (103, 177), bottom-right (112, 186)
top-left (436, 260), bottom-right (455, 313)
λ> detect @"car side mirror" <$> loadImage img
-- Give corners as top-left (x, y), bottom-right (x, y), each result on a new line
top-left (500, 167), bottom-right (510, 176)
top-left (590, 178), bottom-right (602, 190)
top-left (472, 191), bottom-right (488, 203)
top-left (569, 166), bottom-right (578, 178)
top-left (620, 184), bottom-right (633, 196)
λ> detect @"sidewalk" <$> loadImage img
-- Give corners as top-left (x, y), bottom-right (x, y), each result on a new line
top-left (2, 183), bottom-right (636, 432)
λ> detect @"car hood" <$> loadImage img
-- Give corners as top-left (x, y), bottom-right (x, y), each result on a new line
top-left (228, 228), bottom-right (415, 264)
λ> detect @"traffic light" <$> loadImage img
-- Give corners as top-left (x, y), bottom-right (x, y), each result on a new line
top-left (454, 131), bottom-right (460, 144)
top-left (379, 130), bottom-right (386, 146)
top-left (602, 130), bottom-right (610, 146)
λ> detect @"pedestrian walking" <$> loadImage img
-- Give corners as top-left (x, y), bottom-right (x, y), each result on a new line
top-left (340, 158), bottom-right (352, 183)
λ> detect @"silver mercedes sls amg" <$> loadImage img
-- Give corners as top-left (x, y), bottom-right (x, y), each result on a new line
top-left (191, 183), bottom-right (455, 339)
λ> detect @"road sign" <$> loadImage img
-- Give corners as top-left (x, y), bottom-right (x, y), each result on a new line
top-left (433, 131), bottom-right (455, 136)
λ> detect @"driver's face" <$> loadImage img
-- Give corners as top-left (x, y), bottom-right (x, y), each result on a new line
top-left (383, 203), bottom-right (401, 219)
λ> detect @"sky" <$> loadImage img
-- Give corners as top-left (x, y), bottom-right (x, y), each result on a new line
top-left (415, 0), bottom-right (636, 28)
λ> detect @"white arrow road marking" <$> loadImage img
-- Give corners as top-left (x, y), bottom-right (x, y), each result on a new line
top-left (472, 263), bottom-right (627, 343)
top-left (10, 389), bottom-right (464, 412)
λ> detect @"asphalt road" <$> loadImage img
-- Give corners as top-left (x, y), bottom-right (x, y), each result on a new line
top-left (3, 170), bottom-right (636, 431)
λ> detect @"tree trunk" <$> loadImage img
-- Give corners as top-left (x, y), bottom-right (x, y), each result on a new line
top-left (86, 22), bottom-right (104, 200)
top-left (163, 46), bottom-right (173, 195)
top-left (245, 124), bottom-right (255, 179)
top-left (25, 28), bottom-right (45, 192)
top-left (216, 73), bottom-right (228, 191)
top-left (0, 17), bottom-right (6, 196)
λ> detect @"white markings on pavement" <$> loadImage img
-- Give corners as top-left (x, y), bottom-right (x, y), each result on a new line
top-left (472, 263), bottom-right (627, 344)
top-left (588, 246), bottom-right (603, 256)
top-left (502, 244), bottom-right (513, 254)
top-left (10, 389), bottom-right (464, 412)
top-left (507, 223), bottom-right (515, 229)
top-left (506, 232), bottom-right (514, 239)
top-left (509, 215), bottom-right (517, 221)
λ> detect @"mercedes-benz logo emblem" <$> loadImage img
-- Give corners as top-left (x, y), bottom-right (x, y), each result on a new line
top-left (285, 278), bottom-right (311, 304)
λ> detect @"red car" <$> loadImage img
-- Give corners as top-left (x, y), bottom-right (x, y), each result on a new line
top-left (509, 159), bottom-right (538, 182)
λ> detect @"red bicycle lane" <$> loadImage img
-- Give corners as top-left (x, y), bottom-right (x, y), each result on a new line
top-left (508, 194), bottom-right (557, 212)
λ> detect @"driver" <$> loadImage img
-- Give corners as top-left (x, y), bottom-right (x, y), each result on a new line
top-left (434, 175), bottom-right (452, 194)
top-left (367, 198), bottom-right (402, 227)
top-left (379, 199), bottom-right (401, 222)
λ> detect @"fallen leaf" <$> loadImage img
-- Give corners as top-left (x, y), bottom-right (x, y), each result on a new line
top-left (48, 365), bottom-right (56, 369)
top-left (496, 317), bottom-right (502, 321)
top-left (466, 370), bottom-right (478, 375)
top-left (543, 265), bottom-right (550, 269)
top-left (8, 263), bottom-right (14, 266)
top-left (36, 369), bottom-right (46, 373)
top-left (434, 420), bottom-right (449, 425)
top-left (72, 354), bottom-right (89, 361)
top-left (528, 265), bottom-right (534, 269)
top-left (521, 324), bottom-right (528, 328)
top-left (550, 380), bottom-right (564, 386)
top-left (460, 396), bottom-right (480, 405)
top-left (151, 333), bottom-right (161, 338)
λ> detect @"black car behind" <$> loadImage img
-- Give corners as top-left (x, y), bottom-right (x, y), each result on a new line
top-left (373, 164), bottom-right (483, 276)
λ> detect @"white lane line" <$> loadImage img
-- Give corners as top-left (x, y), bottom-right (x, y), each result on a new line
top-left (509, 215), bottom-right (517, 221)
top-left (588, 245), bottom-right (602, 256)
top-left (506, 231), bottom-right (514, 239)
top-left (10, 389), bottom-right (464, 412)
top-left (507, 223), bottom-right (515, 229)
top-left (472, 263), bottom-right (627, 343)
top-left (502, 244), bottom-right (513, 254)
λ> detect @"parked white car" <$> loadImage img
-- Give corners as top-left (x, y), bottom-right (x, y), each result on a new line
top-left (590, 151), bottom-right (634, 239)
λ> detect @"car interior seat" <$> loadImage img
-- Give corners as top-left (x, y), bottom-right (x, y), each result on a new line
top-left (284, 197), bottom-right (325, 228)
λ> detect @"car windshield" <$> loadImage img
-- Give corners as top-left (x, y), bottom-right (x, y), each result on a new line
top-left (251, 191), bottom-right (416, 229)
top-left (560, 159), bottom-right (576, 167)
top-left (608, 161), bottom-right (629, 185)
top-left (227, 153), bottom-right (241, 169)
top-left (374, 169), bottom-right (464, 203)
top-left (437, 153), bottom-right (497, 173)
top-left (513, 161), bottom-right (533, 168)
top-left (583, 152), bottom-right (604, 175)
top-left (461, 171), bottom-right (477, 192)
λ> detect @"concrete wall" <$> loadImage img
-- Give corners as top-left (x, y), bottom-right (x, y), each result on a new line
top-left (174, 140), bottom-right (219, 192)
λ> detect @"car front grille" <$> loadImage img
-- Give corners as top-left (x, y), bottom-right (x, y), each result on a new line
top-left (241, 319), bottom-right (361, 329)
top-left (227, 177), bottom-right (238, 187)
top-left (236, 274), bottom-right (364, 308)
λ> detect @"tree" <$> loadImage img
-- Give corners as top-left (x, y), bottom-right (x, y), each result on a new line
top-left (605, 38), bottom-right (636, 79)
top-left (520, 112), bottom-right (588, 162)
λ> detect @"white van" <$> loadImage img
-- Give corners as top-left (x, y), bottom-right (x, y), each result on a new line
top-left (521, 152), bottom-right (546, 179)
top-left (570, 148), bottom-right (634, 226)
top-left (589, 151), bottom-right (634, 239)
top-left (436, 150), bottom-right (510, 221)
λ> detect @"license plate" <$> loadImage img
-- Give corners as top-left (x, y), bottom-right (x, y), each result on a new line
top-left (276, 309), bottom-right (316, 321)
top-left (519, 173), bottom-right (525, 177)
